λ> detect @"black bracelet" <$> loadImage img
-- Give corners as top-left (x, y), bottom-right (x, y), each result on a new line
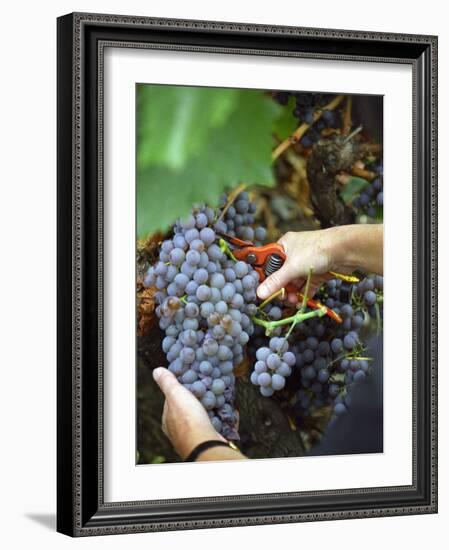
top-left (185, 439), bottom-right (239, 462)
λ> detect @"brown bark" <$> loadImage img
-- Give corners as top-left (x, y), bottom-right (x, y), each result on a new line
top-left (306, 135), bottom-right (358, 228)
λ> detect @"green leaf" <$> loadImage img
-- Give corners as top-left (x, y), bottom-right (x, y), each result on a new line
top-left (272, 95), bottom-right (297, 139)
top-left (340, 177), bottom-right (370, 204)
top-left (137, 164), bottom-right (219, 238)
top-left (137, 90), bottom-right (280, 238)
top-left (137, 85), bottom-right (238, 171)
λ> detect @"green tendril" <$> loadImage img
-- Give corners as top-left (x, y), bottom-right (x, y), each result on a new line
top-left (219, 238), bottom-right (237, 262)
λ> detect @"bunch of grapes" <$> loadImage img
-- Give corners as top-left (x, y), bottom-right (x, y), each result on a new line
top-left (352, 163), bottom-right (383, 218)
top-left (274, 91), bottom-right (341, 148)
top-left (144, 192), bottom-right (262, 440)
top-left (250, 337), bottom-right (296, 396)
top-left (214, 194), bottom-right (267, 245)
top-left (249, 275), bottom-right (383, 425)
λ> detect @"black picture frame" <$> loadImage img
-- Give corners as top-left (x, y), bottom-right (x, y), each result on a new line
top-left (57, 12), bottom-right (438, 537)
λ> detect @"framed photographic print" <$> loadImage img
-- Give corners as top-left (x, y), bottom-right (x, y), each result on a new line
top-left (57, 12), bottom-right (438, 536)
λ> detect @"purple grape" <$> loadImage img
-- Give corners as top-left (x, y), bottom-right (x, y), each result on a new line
top-left (234, 261), bottom-right (248, 278)
top-left (186, 249), bottom-right (201, 266)
top-left (271, 374), bottom-right (285, 391)
top-left (169, 248), bottom-right (185, 265)
top-left (196, 285), bottom-right (211, 302)
top-left (199, 227), bottom-right (215, 246)
top-left (364, 290), bottom-right (377, 306)
top-left (258, 372), bottom-right (271, 387)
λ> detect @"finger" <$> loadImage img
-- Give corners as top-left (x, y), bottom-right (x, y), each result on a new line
top-left (256, 262), bottom-right (295, 300)
top-left (153, 367), bottom-right (182, 399)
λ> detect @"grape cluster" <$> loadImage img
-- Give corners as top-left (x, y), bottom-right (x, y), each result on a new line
top-left (274, 91), bottom-right (341, 148)
top-left (145, 193), bottom-right (262, 440)
top-left (215, 193), bottom-right (267, 245)
top-left (352, 163), bottom-right (383, 218)
top-left (248, 275), bottom-right (383, 426)
top-left (295, 276), bottom-right (383, 420)
top-left (353, 274), bottom-right (384, 320)
top-left (250, 337), bottom-right (296, 396)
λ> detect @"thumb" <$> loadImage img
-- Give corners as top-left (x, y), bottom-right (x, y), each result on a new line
top-left (256, 262), bottom-right (295, 300)
top-left (153, 367), bottom-right (181, 398)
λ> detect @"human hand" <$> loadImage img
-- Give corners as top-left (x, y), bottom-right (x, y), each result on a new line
top-left (152, 367), bottom-right (225, 459)
top-left (256, 225), bottom-right (383, 303)
top-left (256, 229), bottom-right (339, 303)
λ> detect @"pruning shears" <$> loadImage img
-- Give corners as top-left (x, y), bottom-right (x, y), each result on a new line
top-left (218, 232), bottom-right (357, 324)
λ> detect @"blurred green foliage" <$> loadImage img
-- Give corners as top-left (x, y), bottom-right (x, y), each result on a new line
top-left (272, 94), bottom-right (298, 139)
top-left (138, 86), bottom-right (238, 171)
top-left (340, 176), bottom-right (370, 204)
top-left (136, 85), bottom-right (281, 238)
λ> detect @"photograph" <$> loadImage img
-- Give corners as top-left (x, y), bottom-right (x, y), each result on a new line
top-left (55, 11), bottom-right (437, 536)
top-left (136, 84), bottom-right (384, 464)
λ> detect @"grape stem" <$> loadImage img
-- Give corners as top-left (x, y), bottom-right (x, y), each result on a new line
top-left (258, 288), bottom-right (285, 310)
top-left (253, 266), bottom-right (322, 336)
top-left (326, 347), bottom-right (369, 367)
top-left (218, 238), bottom-right (237, 262)
top-left (253, 307), bottom-right (327, 337)
top-left (300, 267), bottom-right (314, 313)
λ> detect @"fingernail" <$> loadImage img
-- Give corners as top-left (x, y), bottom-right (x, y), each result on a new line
top-left (257, 284), bottom-right (269, 299)
top-left (152, 367), bottom-right (163, 383)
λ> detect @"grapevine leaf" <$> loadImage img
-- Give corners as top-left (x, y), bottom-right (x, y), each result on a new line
top-left (340, 176), bottom-right (370, 204)
top-left (272, 95), bottom-right (298, 139)
top-left (137, 90), bottom-right (280, 237)
top-left (137, 85), bottom-right (239, 171)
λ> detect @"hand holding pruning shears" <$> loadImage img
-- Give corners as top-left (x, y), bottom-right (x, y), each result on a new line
top-left (219, 224), bottom-right (383, 322)
top-left (219, 230), bottom-right (356, 324)
top-left (261, 225), bottom-right (383, 299)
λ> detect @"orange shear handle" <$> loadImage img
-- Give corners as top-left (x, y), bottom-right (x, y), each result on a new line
top-left (233, 241), bottom-right (342, 324)
top-left (232, 242), bottom-right (286, 266)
